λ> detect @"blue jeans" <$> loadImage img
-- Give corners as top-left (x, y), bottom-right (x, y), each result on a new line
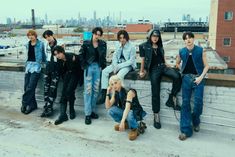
top-left (84, 63), bottom-right (101, 116)
top-left (180, 74), bottom-right (205, 137)
top-left (108, 106), bottom-right (138, 129)
top-left (101, 65), bottom-right (132, 89)
top-left (22, 72), bottom-right (41, 109)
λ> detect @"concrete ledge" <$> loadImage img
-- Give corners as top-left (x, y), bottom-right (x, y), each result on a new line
top-left (1, 63), bottom-right (235, 88)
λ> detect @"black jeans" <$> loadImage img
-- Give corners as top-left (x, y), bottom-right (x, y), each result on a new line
top-left (59, 72), bottom-right (79, 116)
top-left (149, 65), bottom-right (181, 113)
top-left (22, 72), bottom-right (41, 109)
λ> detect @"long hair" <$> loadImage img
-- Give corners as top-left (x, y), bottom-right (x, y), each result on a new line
top-left (147, 29), bottom-right (163, 48)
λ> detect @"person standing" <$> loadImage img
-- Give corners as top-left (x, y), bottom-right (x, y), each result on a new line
top-left (176, 31), bottom-right (209, 140)
top-left (41, 30), bottom-right (62, 117)
top-left (53, 46), bottom-right (83, 125)
top-left (139, 29), bottom-right (182, 129)
top-left (78, 27), bottom-right (107, 125)
top-left (21, 30), bottom-right (46, 114)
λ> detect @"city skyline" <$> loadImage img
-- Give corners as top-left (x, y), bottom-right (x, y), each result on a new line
top-left (0, 0), bottom-right (211, 24)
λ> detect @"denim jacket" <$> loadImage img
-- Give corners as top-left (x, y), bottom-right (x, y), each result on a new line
top-left (25, 39), bottom-right (46, 73)
top-left (112, 41), bottom-right (137, 70)
top-left (179, 45), bottom-right (204, 75)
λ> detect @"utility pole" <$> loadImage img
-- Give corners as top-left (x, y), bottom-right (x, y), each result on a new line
top-left (31, 9), bottom-right (36, 30)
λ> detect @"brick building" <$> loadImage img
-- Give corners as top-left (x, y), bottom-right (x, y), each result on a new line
top-left (209, 0), bottom-right (235, 73)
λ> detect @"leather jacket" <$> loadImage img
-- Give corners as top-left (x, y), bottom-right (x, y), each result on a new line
top-left (78, 39), bottom-right (107, 70)
top-left (139, 41), bottom-right (165, 71)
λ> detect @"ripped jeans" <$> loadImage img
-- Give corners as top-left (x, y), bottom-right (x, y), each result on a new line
top-left (84, 63), bottom-right (101, 116)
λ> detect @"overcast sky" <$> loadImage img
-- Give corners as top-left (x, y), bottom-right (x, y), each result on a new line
top-left (0, 0), bottom-right (211, 23)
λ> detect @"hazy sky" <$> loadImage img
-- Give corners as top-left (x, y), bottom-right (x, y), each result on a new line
top-left (0, 0), bottom-right (211, 23)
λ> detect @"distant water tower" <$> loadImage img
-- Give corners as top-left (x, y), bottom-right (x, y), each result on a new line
top-left (31, 9), bottom-right (36, 29)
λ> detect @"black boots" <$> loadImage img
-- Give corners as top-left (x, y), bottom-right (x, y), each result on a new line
top-left (153, 113), bottom-right (161, 129)
top-left (41, 103), bottom-right (54, 117)
top-left (69, 100), bottom-right (76, 120)
top-left (96, 89), bottom-right (107, 104)
top-left (166, 94), bottom-right (181, 111)
top-left (54, 115), bottom-right (68, 125)
top-left (54, 103), bottom-right (68, 125)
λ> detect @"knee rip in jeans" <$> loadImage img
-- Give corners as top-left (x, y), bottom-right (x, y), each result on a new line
top-left (94, 79), bottom-right (100, 93)
top-left (85, 83), bottom-right (92, 95)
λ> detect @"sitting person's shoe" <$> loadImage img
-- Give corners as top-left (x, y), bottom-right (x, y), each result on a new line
top-left (153, 113), bottom-right (161, 129)
top-left (128, 129), bottom-right (139, 141)
top-left (166, 94), bottom-right (181, 111)
top-left (193, 125), bottom-right (200, 132)
top-left (90, 112), bottom-right (99, 119)
top-left (85, 116), bottom-right (92, 125)
top-left (114, 122), bottom-right (129, 131)
top-left (166, 94), bottom-right (174, 108)
top-left (96, 89), bottom-right (107, 105)
top-left (54, 115), bottom-right (68, 125)
top-left (178, 133), bottom-right (188, 141)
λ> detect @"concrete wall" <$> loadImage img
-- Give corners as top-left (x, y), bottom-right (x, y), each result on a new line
top-left (1, 71), bottom-right (235, 135)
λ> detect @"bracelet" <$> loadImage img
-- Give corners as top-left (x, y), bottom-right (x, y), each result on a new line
top-left (106, 94), bottom-right (111, 97)
top-left (126, 100), bottom-right (132, 104)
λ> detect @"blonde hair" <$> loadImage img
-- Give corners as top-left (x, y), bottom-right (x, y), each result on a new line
top-left (109, 75), bottom-right (124, 87)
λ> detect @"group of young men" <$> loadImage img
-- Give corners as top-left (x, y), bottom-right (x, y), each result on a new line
top-left (20, 27), bottom-right (209, 141)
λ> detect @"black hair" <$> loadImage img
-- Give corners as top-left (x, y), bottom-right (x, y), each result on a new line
top-left (147, 29), bottom-right (163, 48)
top-left (53, 45), bottom-right (65, 54)
top-left (117, 30), bottom-right (129, 41)
top-left (182, 31), bottom-right (194, 40)
top-left (92, 27), bottom-right (103, 36)
top-left (42, 30), bottom-right (54, 38)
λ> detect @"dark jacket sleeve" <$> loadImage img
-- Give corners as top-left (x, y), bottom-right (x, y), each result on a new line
top-left (78, 42), bottom-right (87, 69)
top-left (139, 43), bottom-right (145, 58)
top-left (101, 41), bottom-right (107, 70)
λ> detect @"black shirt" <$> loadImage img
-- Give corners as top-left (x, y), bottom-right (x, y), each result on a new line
top-left (183, 54), bottom-right (198, 74)
top-left (150, 48), bottom-right (164, 68)
top-left (93, 47), bottom-right (99, 63)
top-left (49, 39), bottom-right (57, 62)
top-left (27, 42), bottom-right (36, 61)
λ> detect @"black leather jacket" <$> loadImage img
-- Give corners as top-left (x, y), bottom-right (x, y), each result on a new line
top-left (61, 53), bottom-right (84, 86)
top-left (78, 39), bottom-right (107, 70)
top-left (139, 41), bottom-right (165, 71)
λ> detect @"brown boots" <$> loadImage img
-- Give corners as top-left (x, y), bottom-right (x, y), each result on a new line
top-left (128, 129), bottom-right (139, 141)
top-left (114, 122), bottom-right (139, 141)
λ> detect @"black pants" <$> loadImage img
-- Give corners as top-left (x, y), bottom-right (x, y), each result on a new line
top-left (59, 72), bottom-right (79, 116)
top-left (149, 65), bottom-right (181, 113)
top-left (22, 72), bottom-right (40, 109)
top-left (44, 62), bottom-right (60, 107)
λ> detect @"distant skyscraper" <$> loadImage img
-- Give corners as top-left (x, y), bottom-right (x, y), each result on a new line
top-left (45, 13), bottom-right (48, 25)
top-left (6, 18), bottom-right (12, 25)
top-left (186, 14), bottom-right (191, 22)
top-left (93, 11), bottom-right (96, 20)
